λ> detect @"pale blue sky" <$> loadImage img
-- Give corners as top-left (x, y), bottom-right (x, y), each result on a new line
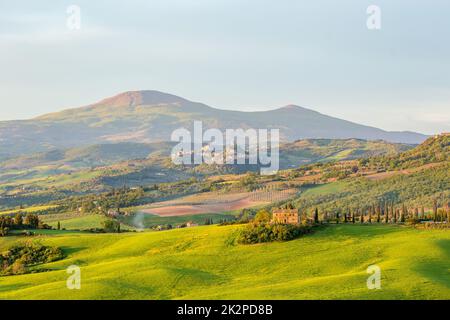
top-left (0, 0), bottom-right (449, 134)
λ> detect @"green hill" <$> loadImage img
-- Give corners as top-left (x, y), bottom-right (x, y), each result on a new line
top-left (0, 224), bottom-right (448, 299)
top-left (280, 138), bottom-right (412, 168)
top-left (362, 133), bottom-right (449, 170)
top-left (0, 138), bottom-right (414, 210)
top-left (292, 134), bottom-right (450, 212)
top-left (0, 141), bottom-right (174, 171)
top-left (295, 162), bottom-right (449, 212)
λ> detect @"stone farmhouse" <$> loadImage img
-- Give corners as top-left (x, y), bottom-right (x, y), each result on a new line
top-left (272, 209), bottom-right (299, 225)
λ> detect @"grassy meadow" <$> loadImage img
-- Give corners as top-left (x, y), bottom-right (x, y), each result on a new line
top-left (0, 224), bottom-right (448, 300)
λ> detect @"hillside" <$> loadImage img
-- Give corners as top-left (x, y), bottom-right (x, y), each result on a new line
top-left (0, 225), bottom-right (448, 299)
top-left (0, 90), bottom-right (427, 160)
top-left (0, 138), bottom-right (412, 172)
top-left (0, 138), bottom-right (414, 210)
top-left (361, 133), bottom-right (449, 170)
top-left (280, 138), bottom-right (412, 168)
top-left (291, 134), bottom-right (450, 212)
top-left (294, 162), bottom-right (449, 213)
top-left (0, 141), bottom-right (175, 171)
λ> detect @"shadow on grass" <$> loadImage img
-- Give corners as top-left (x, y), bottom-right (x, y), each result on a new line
top-left (0, 283), bottom-right (30, 293)
top-left (60, 246), bottom-right (87, 256)
top-left (413, 239), bottom-right (450, 290)
top-left (318, 224), bottom-right (405, 239)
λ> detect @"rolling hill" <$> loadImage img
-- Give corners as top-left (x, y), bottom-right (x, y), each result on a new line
top-left (0, 138), bottom-right (412, 172)
top-left (0, 90), bottom-right (427, 160)
top-left (0, 224), bottom-right (448, 299)
top-left (292, 134), bottom-right (450, 211)
top-left (0, 138), bottom-right (415, 210)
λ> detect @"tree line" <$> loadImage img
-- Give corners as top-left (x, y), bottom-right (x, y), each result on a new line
top-left (0, 213), bottom-right (49, 236)
top-left (305, 201), bottom-right (450, 225)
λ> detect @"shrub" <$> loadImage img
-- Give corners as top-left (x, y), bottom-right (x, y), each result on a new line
top-left (102, 219), bottom-right (121, 233)
top-left (237, 223), bottom-right (313, 244)
top-left (406, 218), bottom-right (421, 226)
top-left (0, 243), bottom-right (64, 275)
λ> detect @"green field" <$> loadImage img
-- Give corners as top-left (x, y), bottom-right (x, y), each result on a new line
top-left (43, 214), bottom-right (131, 231)
top-left (0, 205), bottom-right (57, 216)
top-left (119, 212), bottom-right (236, 229)
top-left (0, 224), bottom-right (448, 299)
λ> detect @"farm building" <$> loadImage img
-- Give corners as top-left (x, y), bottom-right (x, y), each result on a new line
top-left (107, 209), bottom-right (120, 217)
top-left (272, 209), bottom-right (299, 225)
top-left (186, 221), bottom-right (199, 227)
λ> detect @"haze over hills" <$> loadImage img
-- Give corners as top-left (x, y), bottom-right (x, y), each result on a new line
top-left (0, 90), bottom-right (428, 160)
top-left (0, 138), bottom-right (411, 173)
top-left (0, 137), bottom-right (418, 211)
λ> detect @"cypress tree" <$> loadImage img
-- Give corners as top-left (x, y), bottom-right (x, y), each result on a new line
top-left (433, 199), bottom-right (438, 222)
top-left (314, 208), bottom-right (319, 224)
top-left (384, 206), bottom-right (389, 224)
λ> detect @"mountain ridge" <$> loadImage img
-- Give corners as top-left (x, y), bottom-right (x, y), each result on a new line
top-left (0, 90), bottom-right (428, 161)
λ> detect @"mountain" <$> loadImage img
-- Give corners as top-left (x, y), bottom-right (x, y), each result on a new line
top-left (0, 90), bottom-right (428, 160)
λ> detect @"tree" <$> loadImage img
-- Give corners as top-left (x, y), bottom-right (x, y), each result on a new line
top-left (285, 203), bottom-right (295, 210)
top-left (102, 219), bottom-right (120, 233)
top-left (402, 203), bottom-right (408, 221)
top-left (14, 213), bottom-right (23, 227)
top-left (57, 221), bottom-right (61, 230)
top-left (433, 199), bottom-right (438, 222)
top-left (414, 208), bottom-right (419, 220)
top-left (254, 209), bottom-right (271, 224)
top-left (24, 213), bottom-right (40, 229)
top-left (314, 208), bottom-right (319, 224)
top-left (0, 226), bottom-right (8, 237)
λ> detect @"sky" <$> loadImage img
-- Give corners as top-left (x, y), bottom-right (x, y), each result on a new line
top-left (0, 0), bottom-right (449, 134)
